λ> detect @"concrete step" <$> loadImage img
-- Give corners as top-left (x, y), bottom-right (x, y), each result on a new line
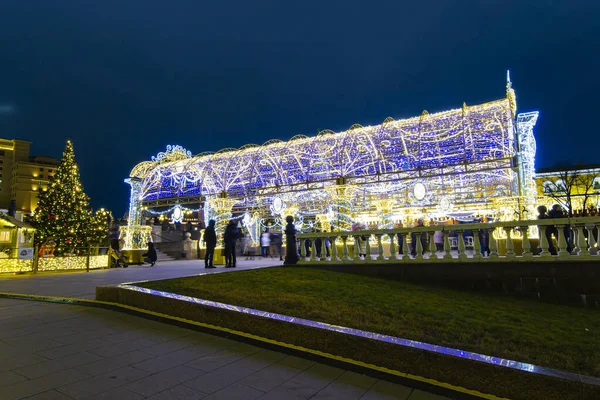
top-left (155, 249), bottom-right (175, 262)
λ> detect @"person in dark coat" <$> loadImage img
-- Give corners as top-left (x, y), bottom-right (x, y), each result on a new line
top-left (142, 242), bottom-right (157, 267)
top-left (271, 232), bottom-right (284, 261)
top-left (549, 204), bottom-right (572, 252)
top-left (224, 221), bottom-right (240, 268)
top-left (203, 219), bottom-right (217, 268)
top-left (537, 205), bottom-right (556, 255)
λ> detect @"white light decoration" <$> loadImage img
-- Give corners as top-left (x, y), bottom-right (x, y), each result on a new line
top-left (438, 196), bottom-right (453, 213)
top-left (413, 183), bottom-right (426, 200)
top-left (172, 205), bottom-right (183, 223)
top-left (126, 76), bottom-right (539, 231)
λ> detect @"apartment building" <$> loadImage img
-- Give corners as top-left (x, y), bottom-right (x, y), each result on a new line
top-left (0, 139), bottom-right (60, 215)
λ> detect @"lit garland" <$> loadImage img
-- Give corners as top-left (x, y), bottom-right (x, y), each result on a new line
top-left (127, 78), bottom-right (539, 231)
top-left (143, 204), bottom-right (201, 216)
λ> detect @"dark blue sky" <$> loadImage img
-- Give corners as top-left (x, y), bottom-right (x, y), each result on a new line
top-left (1, 1), bottom-right (599, 215)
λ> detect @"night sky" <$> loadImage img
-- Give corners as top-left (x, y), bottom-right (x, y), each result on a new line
top-left (1, 1), bottom-right (599, 216)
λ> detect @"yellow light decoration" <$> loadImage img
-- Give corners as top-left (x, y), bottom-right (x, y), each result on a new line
top-left (38, 255), bottom-right (109, 272)
top-left (0, 259), bottom-right (34, 274)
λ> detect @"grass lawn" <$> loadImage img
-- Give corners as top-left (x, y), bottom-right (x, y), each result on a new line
top-left (137, 266), bottom-right (600, 377)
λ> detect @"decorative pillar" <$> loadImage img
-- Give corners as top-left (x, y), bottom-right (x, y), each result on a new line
top-left (457, 231), bottom-right (467, 261)
top-left (376, 234), bottom-right (385, 261)
top-left (428, 231), bottom-right (438, 260)
top-left (389, 233), bottom-right (397, 261)
top-left (284, 216), bottom-right (299, 265)
top-left (520, 226), bottom-right (532, 258)
top-left (488, 228), bottom-right (499, 259)
top-left (504, 227), bottom-right (516, 259)
top-left (342, 236), bottom-right (350, 261)
top-left (125, 178), bottom-right (143, 226)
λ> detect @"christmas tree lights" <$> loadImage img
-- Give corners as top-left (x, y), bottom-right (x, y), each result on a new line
top-left (32, 141), bottom-right (111, 254)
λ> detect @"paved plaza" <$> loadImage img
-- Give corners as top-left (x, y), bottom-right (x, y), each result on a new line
top-left (0, 259), bottom-right (280, 299)
top-left (0, 260), bottom-right (453, 400)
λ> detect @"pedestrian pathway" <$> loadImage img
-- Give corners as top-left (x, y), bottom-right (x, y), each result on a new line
top-left (0, 298), bottom-right (448, 400)
top-left (0, 259), bottom-right (279, 299)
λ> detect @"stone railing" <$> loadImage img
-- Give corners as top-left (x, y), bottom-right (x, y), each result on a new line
top-left (296, 217), bottom-right (600, 263)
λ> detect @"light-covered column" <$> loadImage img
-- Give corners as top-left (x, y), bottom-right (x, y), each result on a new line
top-left (125, 178), bottom-right (143, 226)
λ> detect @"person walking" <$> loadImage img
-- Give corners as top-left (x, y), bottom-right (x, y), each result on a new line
top-left (224, 221), bottom-right (240, 268)
top-left (271, 232), bottom-right (283, 261)
top-left (142, 241), bottom-right (157, 267)
top-left (203, 219), bottom-right (217, 268)
top-left (260, 229), bottom-right (271, 258)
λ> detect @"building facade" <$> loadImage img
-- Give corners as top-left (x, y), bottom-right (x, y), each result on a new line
top-left (0, 139), bottom-right (60, 215)
top-left (535, 164), bottom-right (600, 216)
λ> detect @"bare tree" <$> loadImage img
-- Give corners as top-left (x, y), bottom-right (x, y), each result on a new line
top-left (543, 168), bottom-right (600, 217)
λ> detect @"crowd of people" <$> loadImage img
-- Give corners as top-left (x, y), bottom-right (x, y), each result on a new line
top-left (133, 205), bottom-right (598, 268)
top-left (202, 220), bottom-right (285, 268)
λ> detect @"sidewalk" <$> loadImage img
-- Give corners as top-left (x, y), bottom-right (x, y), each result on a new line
top-left (0, 259), bottom-right (279, 299)
top-left (0, 298), bottom-right (447, 400)
top-left (0, 259), bottom-right (453, 400)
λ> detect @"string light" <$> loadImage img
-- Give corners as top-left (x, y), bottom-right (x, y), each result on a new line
top-left (127, 79), bottom-right (540, 231)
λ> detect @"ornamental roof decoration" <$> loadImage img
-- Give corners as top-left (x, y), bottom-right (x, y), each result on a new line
top-left (151, 145), bottom-right (192, 163)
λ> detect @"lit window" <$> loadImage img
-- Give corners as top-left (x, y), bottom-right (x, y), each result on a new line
top-left (0, 231), bottom-right (10, 242)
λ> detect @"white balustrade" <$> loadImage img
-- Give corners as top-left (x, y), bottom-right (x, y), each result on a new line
top-left (294, 216), bottom-right (600, 264)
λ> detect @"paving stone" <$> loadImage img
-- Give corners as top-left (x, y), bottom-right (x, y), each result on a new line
top-left (89, 337), bottom-right (158, 358)
top-left (360, 380), bottom-right (413, 400)
top-left (84, 386), bottom-right (145, 400)
top-left (0, 370), bottom-right (28, 386)
top-left (126, 365), bottom-right (205, 397)
top-left (139, 337), bottom-right (197, 356)
top-left (335, 371), bottom-right (377, 389)
top-left (1, 368), bottom-right (91, 400)
top-left (203, 382), bottom-right (264, 400)
top-left (184, 364), bottom-right (256, 394)
top-left (407, 389), bottom-right (450, 400)
top-left (75, 350), bottom-right (155, 375)
top-left (256, 378), bottom-right (320, 400)
top-left (227, 349), bottom-right (287, 372)
top-left (239, 363), bottom-right (302, 392)
top-left (311, 380), bottom-right (369, 399)
top-left (277, 355), bottom-right (316, 370)
top-left (57, 366), bottom-right (149, 399)
top-left (145, 384), bottom-right (208, 400)
top-left (289, 363), bottom-right (345, 391)
top-left (13, 351), bottom-right (104, 379)
top-left (131, 346), bottom-right (208, 373)
top-left (223, 340), bottom-right (261, 355)
top-left (0, 353), bottom-right (49, 373)
top-left (184, 349), bottom-right (246, 372)
top-left (36, 339), bottom-right (111, 359)
top-left (54, 327), bottom-right (121, 344)
top-left (3, 337), bottom-right (64, 353)
top-left (19, 389), bottom-right (74, 399)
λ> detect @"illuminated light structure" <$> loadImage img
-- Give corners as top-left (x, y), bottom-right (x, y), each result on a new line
top-left (125, 75), bottom-right (539, 241)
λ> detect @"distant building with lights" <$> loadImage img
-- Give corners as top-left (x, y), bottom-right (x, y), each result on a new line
top-left (122, 74), bottom-right (541, 250)
top-left (535, 164), bottom-right (600, 215)
top-left (0, 138), bottom-right (60, 216)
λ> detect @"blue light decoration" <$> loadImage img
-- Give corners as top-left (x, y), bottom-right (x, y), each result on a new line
top-left (126, 75), bottom-right (539, 230)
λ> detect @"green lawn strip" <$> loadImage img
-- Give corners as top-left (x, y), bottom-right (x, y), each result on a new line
top-left (135, 267), bottom-right (600, 377)
top-left (98, 285), bottom-right (600, 400)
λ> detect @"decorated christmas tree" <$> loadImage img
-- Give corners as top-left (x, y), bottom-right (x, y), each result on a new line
top-left (32, 141), bottom-right (111, 254)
